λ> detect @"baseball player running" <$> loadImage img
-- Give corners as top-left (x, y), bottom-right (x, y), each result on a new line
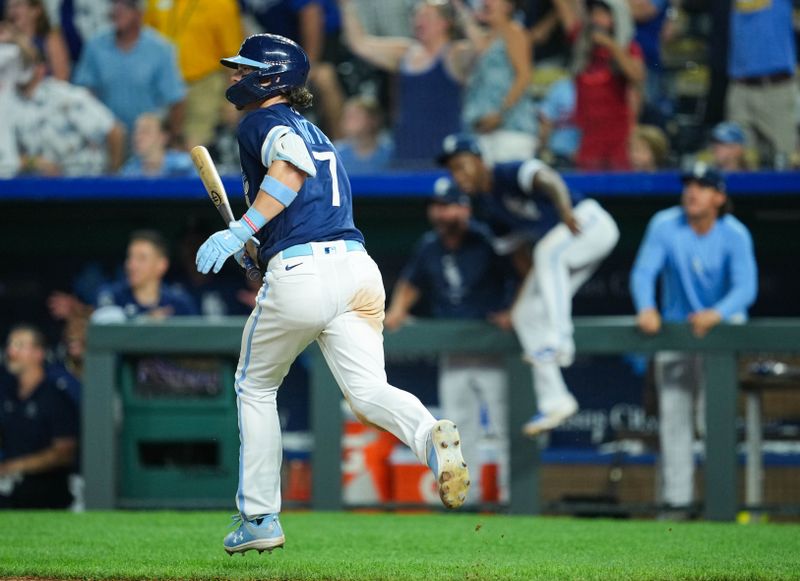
top-left (438, 134), bottom-right (620, 436)
top-left (196, 34), bottom-right (470, 555)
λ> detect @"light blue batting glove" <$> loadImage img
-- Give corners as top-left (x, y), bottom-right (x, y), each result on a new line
top-left (196, 222), bottom-right (249, 275)
top-left (197, 208), bottom-right (267, 274)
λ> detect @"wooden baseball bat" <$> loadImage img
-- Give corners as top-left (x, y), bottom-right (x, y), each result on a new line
top-left (190, 146), bottom-right (262, 282)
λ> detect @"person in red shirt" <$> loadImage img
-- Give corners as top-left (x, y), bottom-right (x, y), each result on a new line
top-left (572, 0), bottom-right (645, 170)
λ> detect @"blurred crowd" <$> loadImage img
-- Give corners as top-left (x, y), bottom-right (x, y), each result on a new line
top-left (0, 0), bottom-right (799, 178)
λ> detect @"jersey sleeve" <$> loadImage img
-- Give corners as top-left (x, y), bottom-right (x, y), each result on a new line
top-left (629, 214), bottom-right (669, 312)
top-left (714, 222), bottom-right (758, 319)
top-left (260, 125), bottom-right (316, 176)
top-left (400, 235), bottom-right (434, 290)
top-left (516, 159), bottom-right (548, 195)
top-left (48, 386), bottom-right (79, 441)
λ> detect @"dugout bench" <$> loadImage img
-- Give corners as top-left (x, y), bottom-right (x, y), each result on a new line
top-left (83, 317), bottom-right (800, 520)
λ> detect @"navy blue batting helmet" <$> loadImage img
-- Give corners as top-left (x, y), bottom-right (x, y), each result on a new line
top-left (221, 34), bottom-right (310, 109)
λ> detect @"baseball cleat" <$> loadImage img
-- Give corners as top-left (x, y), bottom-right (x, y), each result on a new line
top-left (522, 397), bottom-right (578, 437)
top-left (427, 419), bottom-right (470, 509)
top-left (223, 513), bottom-right (285, 555)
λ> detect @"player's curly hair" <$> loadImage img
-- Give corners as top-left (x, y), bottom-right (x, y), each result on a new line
top-left (285, 87), bottom-right (314, 110)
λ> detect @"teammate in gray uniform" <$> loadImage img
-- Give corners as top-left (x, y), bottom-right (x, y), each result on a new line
top-left (195, 34), bottom-right (470, 555)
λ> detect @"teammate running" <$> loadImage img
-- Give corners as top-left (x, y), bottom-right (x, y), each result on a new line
top-left (195, 34), bottom-right (469, 555)
top-left (438, 134), bottom-right (620, 436)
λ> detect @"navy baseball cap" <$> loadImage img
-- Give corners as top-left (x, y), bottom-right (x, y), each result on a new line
top-left (711, 122), bottom-right (746, 145)
top-left (681, 162), bottom-right (726, 192)
top-left (436, 133), bottom-right (482, 165)
top-left (432, 177), bottom-right (470, 206)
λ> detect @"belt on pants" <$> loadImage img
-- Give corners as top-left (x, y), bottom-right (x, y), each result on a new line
top-left (734, 72), bottom-right (793, 87)
top-left (280, 240), bottom-right (365, 260)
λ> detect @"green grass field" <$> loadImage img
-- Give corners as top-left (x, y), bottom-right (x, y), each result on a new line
top-left (0, 511), bottom-right (798, 580)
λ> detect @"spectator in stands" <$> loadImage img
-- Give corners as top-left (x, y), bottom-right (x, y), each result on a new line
top-left (695, 121), bottom-right (756, 172)
top-left (11, 48), bottom-right (125, 176)
top-left (4, 0), bottom-right (69, 80)
top-left (0, 324), bottom-right (78, 509)
top-left (727, 0), bottom-right (797, 169)
top-left (628, 0), bottom-right (668, 120)
top-left (628, 124), bottom-right (669, 171)
top-left (526, 0), bottom-right (580, 67)
top-left (93, 230), bottom-right (198, 320)
top-left (73, 0), bottom-right (186, 147)
top-left (0, 20), bottom-right (34, 177)
top-left (385, 178), bottom-right (517, 504)
top-left (630, 163), bottom-right (757, 517)
top-left (241, 0), bottom-right (345, 140)
top-left (352, 0), bottom-right (413, 37)
top-left (455, 0), bottom-right (537, 164)
top-left (144, 0), bottom-right (243, 148)
top-left (537, 76), bottom-right (579, 168)
top-left (334, 95), bottom-right (393, 174)
top-left (48, 0), bottom-right (111, 63)
top-left (120, 113), bottom-right (193, 177)
top-left (572, 0), bottom-right (644, 170)
top-left (339, 0), bottom-right (472, 167)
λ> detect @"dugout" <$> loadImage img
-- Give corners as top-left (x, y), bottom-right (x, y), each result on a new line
top-left (3, 171), bottom-right (800, 517)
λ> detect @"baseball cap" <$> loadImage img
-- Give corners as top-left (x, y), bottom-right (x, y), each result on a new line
top-left (681, 162), bottom-right (726, 192)
top-left (432, 177), bottom-right (470, 206)
top-left (711, 122), bottom-right (746, 145)
top-left (436, 133), bottom-right (482, 166)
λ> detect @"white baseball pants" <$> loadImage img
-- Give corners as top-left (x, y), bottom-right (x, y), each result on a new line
top-left (233, 241), bottom-right (437, 518)
top-left (511, 199), bottom-right (619, 413)
top-left (655, 352), bottom-right (705, 508)
top-left (438, 355), bottom-right (509, 504)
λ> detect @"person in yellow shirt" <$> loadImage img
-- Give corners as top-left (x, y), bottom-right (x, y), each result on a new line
top-left (144, 0), bottom-right (244, 148)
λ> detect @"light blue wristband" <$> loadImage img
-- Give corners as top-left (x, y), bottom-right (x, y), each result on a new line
top-left (261, 175), bottom-right (298, 207)
top-left (241, 206), bottom-right (267, 234)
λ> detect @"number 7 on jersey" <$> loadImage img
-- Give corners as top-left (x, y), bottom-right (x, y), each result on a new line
top-left (313, 151), bottom-right (340, 207)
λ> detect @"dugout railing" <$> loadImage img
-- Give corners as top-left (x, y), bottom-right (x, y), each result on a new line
top-left (83, 317), bottom-right (800, 520)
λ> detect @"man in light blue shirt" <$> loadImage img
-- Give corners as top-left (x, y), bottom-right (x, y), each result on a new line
top-left (73, 0), bottom-right (185, 142)
top-left (630, 162), bottom-right (757, 514)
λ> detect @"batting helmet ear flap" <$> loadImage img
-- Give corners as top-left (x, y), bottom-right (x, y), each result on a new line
top-left (222, 34), bottom-right (310, 109)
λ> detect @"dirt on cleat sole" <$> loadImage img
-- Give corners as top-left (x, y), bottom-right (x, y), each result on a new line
top-left (431, 419), bottom-right (470, 509)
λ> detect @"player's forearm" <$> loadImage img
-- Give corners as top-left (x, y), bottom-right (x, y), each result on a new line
top-left (387, 280), bottom-right (420, 316)
top-left (533, 167), bottom-right (572, 215)
top-left (5, 441), bottom-right (76, 475)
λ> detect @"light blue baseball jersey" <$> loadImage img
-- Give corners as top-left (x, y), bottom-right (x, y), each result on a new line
top-left (480, 160), bottom-right (582, 241)
top-left (630, 207), bottom-right (758, 321)
top-left (237, 103), bottom-right (364, 262)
